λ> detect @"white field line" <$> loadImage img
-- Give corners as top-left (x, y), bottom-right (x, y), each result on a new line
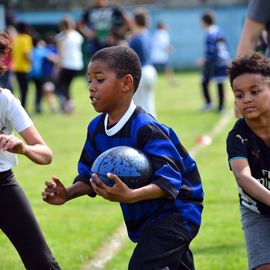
top-left (82, 109), bottom-right (234, 270)
top-left (82, 223), bottom-right (127, 270)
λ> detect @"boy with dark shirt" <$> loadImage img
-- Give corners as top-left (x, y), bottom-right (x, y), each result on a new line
top-left (227, 52), bottom-right (270, 270)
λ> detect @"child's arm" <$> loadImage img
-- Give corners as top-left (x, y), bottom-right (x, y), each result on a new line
top-left (42, 176), bottom-right (94, 205)
top-left (91, 173), bottom-right (167, 204)
top-left (230, 158), bottom-right (270, 206)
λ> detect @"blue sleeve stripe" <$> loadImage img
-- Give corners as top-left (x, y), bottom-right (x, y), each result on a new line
top-left (145, 139), bottom-right (183, 163)
top-left (154, 165), bottom-right (182, 194)
top-left (190, 184), bottom-right (204, 200)
top-left (229, 156), bottom-right (247, 162)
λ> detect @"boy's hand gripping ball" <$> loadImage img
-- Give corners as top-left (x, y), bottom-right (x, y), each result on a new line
top-left (91, 146), bottom-right (153, 189)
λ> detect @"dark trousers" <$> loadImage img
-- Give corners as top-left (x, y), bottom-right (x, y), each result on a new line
top-left (0, 170), bottom-right (61, 270)
top-left (202, 79), bottom-right (224, 111)
top-left (128, 213), bottom-right (196, 270)
top-left (15, 72), bottom-right (29, 109)
top-left (32, 78), bottom-right (43, 113)
top-left (56, 68), bottom-right (78, 100)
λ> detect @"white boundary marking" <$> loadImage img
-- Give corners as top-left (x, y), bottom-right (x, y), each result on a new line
top-left (82, 223), bottom-right (127, 270)
top-left (82, 110), bottom-right (234, 270)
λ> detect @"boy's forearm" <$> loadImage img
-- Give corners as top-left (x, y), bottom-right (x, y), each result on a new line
top-left (237, 175), bottom-right (270, 207)
top-left (66, 181), bottom-right (94, 201)
top-left (129, 183), bottom-right (166, 203)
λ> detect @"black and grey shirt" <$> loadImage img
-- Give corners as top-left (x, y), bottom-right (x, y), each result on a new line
top-left (227, 118), bottom-right (270, 216)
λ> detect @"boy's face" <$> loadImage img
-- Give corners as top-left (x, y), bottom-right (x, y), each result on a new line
top-left (95, 0), bottom-right (107, 7)
top-left (232, 73), bottom-right (270, 120)
top-left (87, 60), bottom-right (129, 115)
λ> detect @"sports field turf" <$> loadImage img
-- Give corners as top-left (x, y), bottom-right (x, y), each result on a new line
top-left (0, 71), bottom-right (247, 269)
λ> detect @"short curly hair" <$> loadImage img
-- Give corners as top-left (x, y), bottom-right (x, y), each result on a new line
top-left (91, 46), bottom-right (142, 93)
top-left (227, 52), bottom-right (270, 86)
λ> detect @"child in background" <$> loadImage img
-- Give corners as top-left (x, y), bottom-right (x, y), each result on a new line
top-left (12, 22), bottom-right (33, 110)
top-left (42, 46), bottom-right (204, 270)
top-left (227, 52), bottom-right (270, 270)
top-left (55, 16), bottom-right (84, 114)
top-left (42, 33), bottom-right (59, 113)
top-left (197, 11), bottom-right (230, 113)
top-left (29, 36), bottom-right (58, 114)
top-left (151, 22), bottom-right (177, 87)
top-left (128, 8), bottom-right (157, 117)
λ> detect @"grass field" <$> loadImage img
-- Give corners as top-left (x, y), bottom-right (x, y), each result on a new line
top-left (0, 71), bottom-right (248, 269)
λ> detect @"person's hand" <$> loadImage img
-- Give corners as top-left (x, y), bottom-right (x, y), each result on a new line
top-left (42, 176), bottom-right (68, 205)
top-left (0, 134), bottom-right (27, 154)
top-left (90, 173), bottom-right (135, 203)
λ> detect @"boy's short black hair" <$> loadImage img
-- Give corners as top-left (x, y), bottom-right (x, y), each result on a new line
top-left (201, 12), bottom-right (214, 26)
top-left (91, 46), bottom-right (142, 92)
top-left (16, 22), bottom-right (30, 34)
top-left (134, 9), bottom-right (148, 28)
top-left (227, 52), bottom-right (270, 86)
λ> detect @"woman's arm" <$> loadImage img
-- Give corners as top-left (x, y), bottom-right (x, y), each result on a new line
top-left (237, 17), bottom-right (265, 57)
top-left (20, 126), bottom-right (52, 164)
top-left (0, 126), bottom-right (52, 165)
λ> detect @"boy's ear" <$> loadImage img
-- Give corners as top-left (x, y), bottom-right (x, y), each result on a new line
top-left (122, 74), bottom-right (134, 92)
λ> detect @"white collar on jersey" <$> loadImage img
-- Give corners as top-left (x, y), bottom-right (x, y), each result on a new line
top-left (104, 101), bottom-right (136, 136)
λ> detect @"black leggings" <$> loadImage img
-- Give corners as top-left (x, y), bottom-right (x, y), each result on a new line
top-left (0, 170), bottom-right (60, 270)
top-left (56, 68), bottom-right (78, 101)
top-left (32, 78), bottom-right (43, 113)
top-left (15, 72), bottom-right (29, 109)
top-left (202, 80), bottom-right (224, 111)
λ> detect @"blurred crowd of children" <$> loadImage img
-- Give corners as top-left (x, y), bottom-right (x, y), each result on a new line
top-left (0, 0), bottom-right (178, 117)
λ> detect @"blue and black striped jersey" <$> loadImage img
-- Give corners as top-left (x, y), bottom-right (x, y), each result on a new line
top-left (204, 25), bottom-right (230, 68)
top-left (75, 103), bottom-right (204, 242)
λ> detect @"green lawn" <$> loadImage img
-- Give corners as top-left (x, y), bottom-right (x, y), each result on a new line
top-left (0, 71), bottom-right (247, 269)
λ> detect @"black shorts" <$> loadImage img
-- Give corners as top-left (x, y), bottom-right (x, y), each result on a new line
top-left (128, 213), bottom-right (196, 270)
top-left (202, 62), bottom-right (215, 82)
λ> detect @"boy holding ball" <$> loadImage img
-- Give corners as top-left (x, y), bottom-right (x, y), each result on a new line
top-left (43, 46), bottom-right (204, 270)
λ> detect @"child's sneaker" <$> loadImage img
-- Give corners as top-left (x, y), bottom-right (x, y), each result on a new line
top-left (199, 103), bottom-right (212, 112)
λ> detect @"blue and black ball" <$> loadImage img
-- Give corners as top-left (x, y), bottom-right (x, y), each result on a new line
top-left (91, 146), bottom-right (153, 189)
